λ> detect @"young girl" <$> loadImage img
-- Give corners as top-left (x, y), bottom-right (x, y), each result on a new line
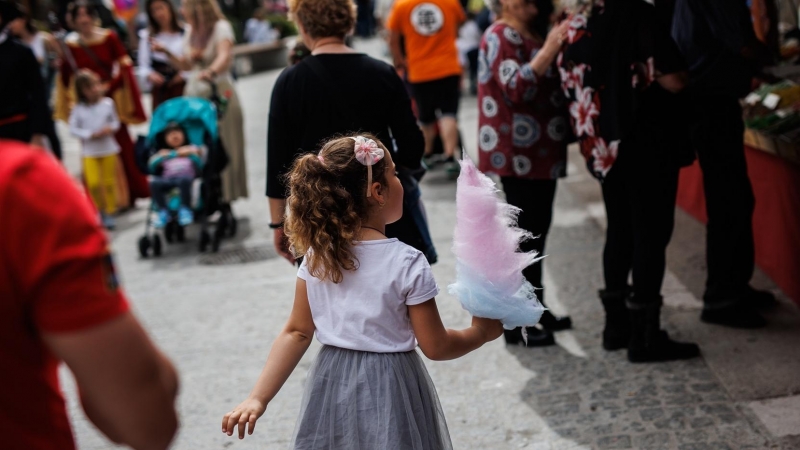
top-left (221, 135), bottom-right (504, 449)
top-left (69, 69), bottom-right (120, 230)
top-left (147, 122), bottom-right (204, 228)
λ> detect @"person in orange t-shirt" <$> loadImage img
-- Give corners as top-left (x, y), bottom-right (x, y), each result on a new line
top-left (0, 140), bottom-right (179, 450)
top-left (387, 0), bottom-right (465, 167)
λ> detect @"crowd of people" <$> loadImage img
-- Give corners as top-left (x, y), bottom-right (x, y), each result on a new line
top-left (0, 0), bottom-right (786, 448)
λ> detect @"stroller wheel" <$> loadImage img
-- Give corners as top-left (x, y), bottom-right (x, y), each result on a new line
top-left (153, 234), bottom-right (163, 257)
top-left (176, 224), bottom-right (186, 242)
top-left (138, 236), bottom-right (151, 258)
top-left (164, 221), bottom-right (175, 243)
top-left (199, 229), bottom-right (211, 252)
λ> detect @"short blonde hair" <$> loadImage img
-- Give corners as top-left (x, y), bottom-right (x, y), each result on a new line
top-left (289, 0), bottom-right (356, 39)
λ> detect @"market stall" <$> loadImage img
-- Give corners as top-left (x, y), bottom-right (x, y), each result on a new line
top-left (676, 81), bottom-right (800, 305)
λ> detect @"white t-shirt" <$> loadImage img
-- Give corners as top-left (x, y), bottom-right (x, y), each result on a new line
top-left (298, 239), bottom-right (439, 353)
top-left (68, 98), bottom-right (120, 157)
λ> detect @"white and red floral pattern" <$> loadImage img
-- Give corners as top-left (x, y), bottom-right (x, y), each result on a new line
top-left (560, 62), bottom-right (586, 97)
top-left (569, 85), bottom-right (599, 137)
top-left (590, 137), bottom-right (619, 177)
top-left (566, 14), bottom-right (588, 44)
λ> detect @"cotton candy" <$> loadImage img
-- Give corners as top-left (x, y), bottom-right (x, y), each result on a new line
top-left (447, 157), bottom-right (545, 329)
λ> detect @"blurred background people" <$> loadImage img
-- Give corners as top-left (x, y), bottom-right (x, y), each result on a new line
top-left (55, 0), bottom-right (150, 208)
top-left (387, 0), bottom-right (465, 171)
top-left (478, 0), bottom-right (572, 346)
top-left (0, 1), bottom-right (48, 149)
top-left (245, 7), bottom-right (278, 44)
top-left (138, 0), bottom-right (186, 110)
top-left (156, 0), bottom-right (249, 204)
top-left (8, 5), bottom-right (63, 160)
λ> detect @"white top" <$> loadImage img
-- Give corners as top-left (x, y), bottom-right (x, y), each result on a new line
top-left (298, 239), bottom-right (439, 353)
top-left (137, 29), bottom-right (189, 78)
top-left (27, 33), bottom-right (46, 62)
top-left (183, 21), bottom-right (236, 77)
top-left (68, 98), bottom-right (120, 157)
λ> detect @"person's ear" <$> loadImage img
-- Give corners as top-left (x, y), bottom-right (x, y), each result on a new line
top-left (370, 182), bottom-right (385, 205)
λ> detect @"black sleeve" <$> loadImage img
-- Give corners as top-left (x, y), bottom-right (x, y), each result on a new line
top-left (22, 46), bottom-right (49, 135)
top-left (695, 0), bottom-right (750, 53)
top-left (266, 73), bottom-right (292, 198)
top-left (384, 69), bottom-right (424, 170)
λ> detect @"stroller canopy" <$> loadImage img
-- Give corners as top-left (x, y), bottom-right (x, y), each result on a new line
top-left (147, 97), bottom-right (218, 147)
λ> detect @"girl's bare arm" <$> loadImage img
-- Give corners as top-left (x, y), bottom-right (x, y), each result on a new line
top-left (222, 278), bottom-right (316, 439)
top-left (409, 299), bottom-right (503, 361)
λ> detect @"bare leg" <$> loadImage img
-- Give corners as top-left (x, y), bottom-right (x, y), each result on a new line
top-left (439, 116), bottom-right (459, 158)
top-left (421, 123), bottom-right (437, 156)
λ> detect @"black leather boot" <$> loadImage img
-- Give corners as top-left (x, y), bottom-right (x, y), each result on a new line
top-left (503, 326), bottom-right (556, 347)
top-left (538, 309), bottom-right (573, 332)
top-left (627, 300), bottom-right (700, 363)
top-left (599, 287), bottom-right (632, 351)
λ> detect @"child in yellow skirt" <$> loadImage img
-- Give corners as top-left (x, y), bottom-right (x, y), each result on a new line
top-left (69, 69), bottom-right (120, 229)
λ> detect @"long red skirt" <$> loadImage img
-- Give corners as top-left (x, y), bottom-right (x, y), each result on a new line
top-left (115, 124), bottom-right (149, 203)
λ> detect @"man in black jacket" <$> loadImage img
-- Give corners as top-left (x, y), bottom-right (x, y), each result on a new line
top-left (0, 1), bottom-right (48, 147)
top-left (672, 0), bottom-right (775, 329)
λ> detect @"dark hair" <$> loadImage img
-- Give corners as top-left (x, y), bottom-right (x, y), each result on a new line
top-left (0, 1), bottom-right (23, 28)
top-left (74, 69), bottom-right (99, 104)
top-left (285, 134), bottom-right (389, 283)
top-left (67, 0), bottom-right (99, 23)
top-left (146, 0), bottom-right (182, 34)
top-left (289, 42), bottom-right (310, 65)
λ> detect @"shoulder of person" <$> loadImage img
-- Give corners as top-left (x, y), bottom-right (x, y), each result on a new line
top-left (0, 143), bottom-right (83, 210)
top-left (138, 28), bottom-right (150, 40)
top-left (101, 97), bottom-right (116, 108)
top-left (214, 20), bottom-right (235, 36)
top-left (64, 31), bottom-right (80, 46)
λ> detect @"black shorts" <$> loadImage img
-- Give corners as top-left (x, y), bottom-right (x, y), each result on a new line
top-left (410, 75), bottom-right (461, 125)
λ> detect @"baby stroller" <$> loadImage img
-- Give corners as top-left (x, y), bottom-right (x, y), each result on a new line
top-left (135, 96), bottom-right (236, 257)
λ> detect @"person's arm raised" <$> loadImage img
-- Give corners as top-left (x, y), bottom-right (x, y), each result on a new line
top-left (409, 299), bottom-right (504, 361)
top-left (42, 313), bottom-right (179, 450)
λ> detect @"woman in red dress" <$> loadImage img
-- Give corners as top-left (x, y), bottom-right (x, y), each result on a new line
top-left (55, 0), bottom-right (149, 206)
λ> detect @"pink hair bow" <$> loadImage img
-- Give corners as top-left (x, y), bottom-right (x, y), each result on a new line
top-left (352, 136), bottom-right (384, 197)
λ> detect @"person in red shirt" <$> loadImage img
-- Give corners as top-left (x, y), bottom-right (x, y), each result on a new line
top-left (0, 141), bottom-right (179, 450)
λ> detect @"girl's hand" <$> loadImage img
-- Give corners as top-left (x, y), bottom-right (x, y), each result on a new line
top-left (471, 316), bottom-right (504, 343)
top-left (199, 69), bottom-right (216, 82)
top-left (147, 71), bottom-right (165, 87)
top-left (222, 398), bottom-right (266, 439)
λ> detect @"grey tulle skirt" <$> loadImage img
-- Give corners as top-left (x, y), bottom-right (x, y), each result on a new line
top-left (292, 346), bottom-right (452, 450)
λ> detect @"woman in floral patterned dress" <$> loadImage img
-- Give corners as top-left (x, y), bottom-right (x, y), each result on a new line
top-left (558, 0), bottom-right (699, 363)
top-left (477, 0), bottom-right (572, 347)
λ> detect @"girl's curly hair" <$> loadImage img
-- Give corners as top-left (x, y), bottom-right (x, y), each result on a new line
top-left (285, 134), bottom-right (389, 283)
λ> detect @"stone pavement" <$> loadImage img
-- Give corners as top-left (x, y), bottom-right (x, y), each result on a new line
top-left (57, 38), bottom-right (800, 450)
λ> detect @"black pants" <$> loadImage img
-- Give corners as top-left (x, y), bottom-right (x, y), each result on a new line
top-left (601, 140), bottom-right (680, 306)
top-left (501, 177), bottom-right (557, 304)
top-left (688, 95), bottom-right (755, 307)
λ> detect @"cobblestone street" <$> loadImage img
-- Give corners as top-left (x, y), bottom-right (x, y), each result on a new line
top-left (57, 38), bottom-right (800, 450)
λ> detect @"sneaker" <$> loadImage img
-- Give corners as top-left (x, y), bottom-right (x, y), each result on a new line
top-left (153, 209), bottom-right (169, 229)
top-left (178, 207), bottom-right (194, 226)
top-left (422, 153), bottom-right (443, 169)
top-left (101, 214), bottom-right (116, 230)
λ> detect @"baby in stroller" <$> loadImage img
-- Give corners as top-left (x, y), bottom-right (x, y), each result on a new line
top-left (148, 122), bottom-right (205, 228)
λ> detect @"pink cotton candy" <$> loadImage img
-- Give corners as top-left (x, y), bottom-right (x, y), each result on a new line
top-left (448, 157), bottom-right (544, 329)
